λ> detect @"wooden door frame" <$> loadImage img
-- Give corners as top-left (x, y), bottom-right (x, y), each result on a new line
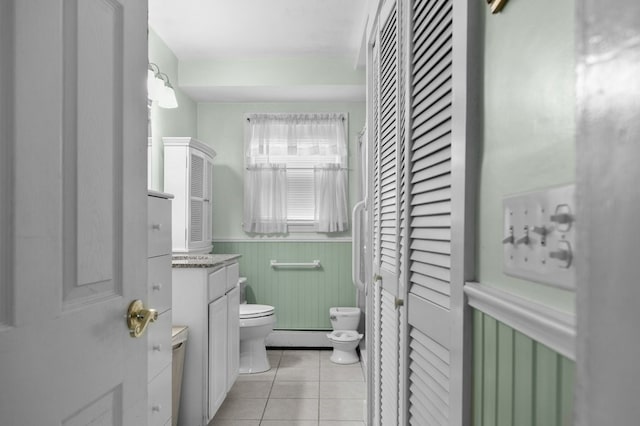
top-left (575, 0), bottom-right (640, 423)
top-left (449, 0), bottom-right (482, 424)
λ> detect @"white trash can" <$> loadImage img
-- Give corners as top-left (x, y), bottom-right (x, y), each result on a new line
top-left (171, 326), bottom-right (188, 426)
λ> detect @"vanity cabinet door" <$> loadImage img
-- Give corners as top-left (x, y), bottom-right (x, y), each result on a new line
top-left (208, 296), bottom-right (228, 421)
top-left (226, 286), bottom-right (240, 392)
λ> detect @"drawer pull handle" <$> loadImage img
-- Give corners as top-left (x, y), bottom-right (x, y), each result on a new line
top-left (152, 404), bottom-right (162, 412)
top-left (152, 344), bottom-right (162, 351)
top-left (151, 223), bottom-right (162, 230)
top-left (152, 283), bottom-right (162, 291)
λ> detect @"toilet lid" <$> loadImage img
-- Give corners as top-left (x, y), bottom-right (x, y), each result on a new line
top-left (328, 330), bottom-right (361, 342)
top-left (240, 304), bottom-right (274, 319)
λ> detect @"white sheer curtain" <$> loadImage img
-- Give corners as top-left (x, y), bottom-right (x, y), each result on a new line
top-left (314, 164), bottom-right (348, 232)
top-left (243, 164), bottom-right (288, 234)
top-left (244, 113), bottom-right (348, 233)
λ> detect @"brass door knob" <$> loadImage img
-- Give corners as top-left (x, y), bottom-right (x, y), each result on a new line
top-left (127, 300), bottom-right (158, 338)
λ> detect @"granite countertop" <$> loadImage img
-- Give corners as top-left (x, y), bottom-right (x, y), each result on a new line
top-left (171, 253), bottom-right (241, 268)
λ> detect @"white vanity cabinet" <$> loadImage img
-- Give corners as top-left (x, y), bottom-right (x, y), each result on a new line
top-left (163, 137), bottom-right (217, 254)
top-left (147, 191), bottom-right (173, 426)
top-left (172, 257), bottom-right (240, 426)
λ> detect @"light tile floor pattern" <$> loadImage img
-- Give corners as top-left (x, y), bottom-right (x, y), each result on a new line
top-left (209, 349), bottom-right (366, 426)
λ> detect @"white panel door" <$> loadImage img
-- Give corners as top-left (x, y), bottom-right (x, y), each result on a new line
top-left (0, 0), bottom-right (149, 424)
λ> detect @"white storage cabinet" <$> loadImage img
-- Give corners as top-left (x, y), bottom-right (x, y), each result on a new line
top-left (172, 260), bottom-right (240, 425)
top-left (163, 137), bottom-right (216, 254)
top-left (147, 191), bottom-right (174, 426)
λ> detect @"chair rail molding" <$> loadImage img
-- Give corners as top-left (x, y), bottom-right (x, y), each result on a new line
top-left (465, 282), bottom-right (576, 360)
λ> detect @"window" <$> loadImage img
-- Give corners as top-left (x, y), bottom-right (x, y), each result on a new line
top-left (243, 113), bottom-right (348, 234)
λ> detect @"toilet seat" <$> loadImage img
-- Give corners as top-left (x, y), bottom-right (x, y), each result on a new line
top-left (240, 304), bottom-right (274, 319)
top-left (327, 330), bottom-right (362, 342)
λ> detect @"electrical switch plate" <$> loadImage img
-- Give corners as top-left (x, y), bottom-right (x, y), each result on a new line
top-left (503, 184), bottom-right (576, 290)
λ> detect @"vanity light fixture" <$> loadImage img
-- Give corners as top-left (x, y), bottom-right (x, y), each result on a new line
top-left (147, 63), bottom-right (178, 109)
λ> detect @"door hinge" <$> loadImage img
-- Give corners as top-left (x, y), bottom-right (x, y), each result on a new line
top-left (394, 297), bottom-right (404, 308)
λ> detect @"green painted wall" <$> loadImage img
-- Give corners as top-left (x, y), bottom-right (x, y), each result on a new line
top-left (180, 56), bottom-right (365, 88)
top-left (148, 29), bottom-right (198, 192)
top-left (197, 101), bottom-right (366, 240)
top-left (473, 310), bottom-right (574, 426)
top-left (213, 241), bottom-right (355, 329)
top-left (478, 0), bottom-right (576, 313)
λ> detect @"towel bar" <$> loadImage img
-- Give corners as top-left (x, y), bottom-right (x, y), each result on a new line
top-left (270, 259), bottom-right (321, 269)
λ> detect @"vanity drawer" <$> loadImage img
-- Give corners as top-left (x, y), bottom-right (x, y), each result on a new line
top-left (148, 196), bottom-right (171, 258)
top-left (148, 364), bottom-right (172, 426)
top-left (148, 254), bottom-right (172, 314)
top-left (148, 310), bottom-right (172, 382)
top-left (225, 262), bottom-right (239, 292)
top-left (208, 266), bottom-right (226, 302)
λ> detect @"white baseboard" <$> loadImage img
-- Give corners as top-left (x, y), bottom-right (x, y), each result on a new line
top-left (266, 330), bottom-right (333, 347)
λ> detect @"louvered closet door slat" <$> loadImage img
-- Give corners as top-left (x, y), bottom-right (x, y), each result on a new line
top-left (411, 286), bottom-right (451, 309)
top-left (412, 131), bottom-right (451, 162)
top-left (411, 227), bottom-right (451, 241)
top-left (412, 200), bottom-right (451, 217)
top-left (408, 326), bottom-right (452, 426)
top-left (411, 186), bottom-right (451, 205)
top-left (410, 366), bottom-right (449, 416)
top-left (412, 0), bottom-right (442, 39)
top-left (413, 60), bottom-right (450, 99)
top-left (413, 34), bottom-right (452, 82)
top-left (414, 107), bottom-right (452, 141)
top-left (411, 160), bottom-right (451, 184)
top-left (411, 250), bottom-right (451, 269)
top-left (413, 49), bottom-right (452, 95)
top-left (413, 75), bottom-right (452, 119)
top-left (414, 96), bottom-right (452, 132)
top-left (409, 380), bottom-right (448, 425)
top-left (380, 290), bottom-right (399, 425)
top-left (410, 339), bottom-right (450, 393)
top-left (410, 272), bottom-right (450, 296)
top-left (411, 174), bottom-right (451, 196)
top-left (413, 122), bottom-right (451, 154)
top-left (414, 5), bottom-right (452, 60)
top-left (412, 146), bottom-right (452, 174)
top-left (410, 236), bottom-right (452, 254)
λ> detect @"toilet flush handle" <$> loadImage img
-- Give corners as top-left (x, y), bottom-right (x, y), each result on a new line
top-left (330, 315), bottom-right (337, 321)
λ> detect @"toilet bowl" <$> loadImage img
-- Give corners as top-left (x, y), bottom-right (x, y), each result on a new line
top-left (327, 307), bottom-right (362, 364)
top-left (327, 330), bottom-right (363, 364)
top-left (239, 303), bottom-right (276, 374)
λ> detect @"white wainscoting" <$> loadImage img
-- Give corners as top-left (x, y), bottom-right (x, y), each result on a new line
top-left (465, 282), bottom-right (576, 360)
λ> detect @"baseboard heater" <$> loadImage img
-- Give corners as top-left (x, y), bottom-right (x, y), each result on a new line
top-left (266, 330), bottom-right (332, 348)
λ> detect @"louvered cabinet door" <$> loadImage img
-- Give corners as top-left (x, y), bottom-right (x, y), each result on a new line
top-left (189, 151), bottom-right (206, 244)
top-left (406, 0), bottom-right (455, 424)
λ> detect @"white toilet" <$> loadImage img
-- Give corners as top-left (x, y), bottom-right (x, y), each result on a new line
top-left (327, 307), bottom-right (363, 364)
top-left (239, 278), bottom-right (276, 373)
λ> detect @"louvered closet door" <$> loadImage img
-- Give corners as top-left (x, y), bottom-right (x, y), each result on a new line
top-left (372, 1), bottom-right (403, 425)
top-left (406, 0), bottom-right (455, 424)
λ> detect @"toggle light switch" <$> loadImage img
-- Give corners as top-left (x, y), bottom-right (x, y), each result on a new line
top-left (549, 241), bottom-right (572, 268)
top-left (515, 225), bottom-right (530, 246)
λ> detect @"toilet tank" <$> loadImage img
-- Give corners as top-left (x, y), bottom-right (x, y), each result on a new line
top-left (239, 277), bottom-right (247, 304)
top-left (330, 307), bottom-right (361, 330)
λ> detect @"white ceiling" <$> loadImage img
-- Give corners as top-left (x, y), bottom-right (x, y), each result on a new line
top-left (149, 0), bottom-right (369, 61)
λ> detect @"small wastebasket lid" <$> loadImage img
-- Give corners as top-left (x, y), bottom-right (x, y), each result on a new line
top-left (172, 326), bottom-right (189, 345)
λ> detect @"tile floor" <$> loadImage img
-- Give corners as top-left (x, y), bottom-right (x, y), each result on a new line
top-left (209, 349), bottom-right (366, 426)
